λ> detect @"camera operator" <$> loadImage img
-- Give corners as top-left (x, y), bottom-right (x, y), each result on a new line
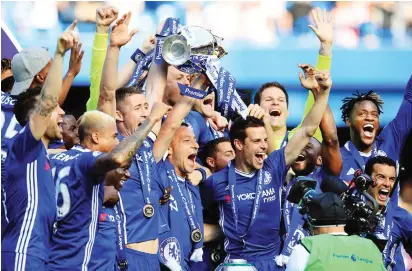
top-left (286, 192), bottom-right (386, 271)
top-left (364, 156), bottom-right (412, 271)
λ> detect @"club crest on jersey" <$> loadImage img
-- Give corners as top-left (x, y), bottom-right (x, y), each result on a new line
top-left (143, 140), bottom-right (150, 148)
top-left (160, 237), bottom-right (181, 265)
top-left (287, 226), bottom-right (306, 252)
top-left (264, 171), bottom-right (272, 185)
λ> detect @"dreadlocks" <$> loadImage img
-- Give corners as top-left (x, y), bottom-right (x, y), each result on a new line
top-left (340, 90), bottom-right (384, 122)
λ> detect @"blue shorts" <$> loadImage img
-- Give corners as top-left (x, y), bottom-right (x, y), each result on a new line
top-left (125, 248), bottom-right (160, 271)
top-left (1, 251), bottom-right (47, 271)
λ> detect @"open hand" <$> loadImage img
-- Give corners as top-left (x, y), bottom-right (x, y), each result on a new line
top-left (110, 12), bottom-right (139, 48)
top-left (68, 40), bottom-right (84, 76)
top-left (309, 8), bottom-right (333, 45)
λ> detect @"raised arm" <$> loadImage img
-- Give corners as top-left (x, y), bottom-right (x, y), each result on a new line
top-left (153, 74), bottom-right (209, 162)
top-left (95, 102), bottom-right (171, 173)
top-left (116, 35), bottom-right (155, 89)
top-left (144, 21), bottom-right (170, 135)
top-left (58, 40), bottom-right (84, 106)
top-left (284, 71), bottom-right (331, 166)
top-left (298, 64), bottom-right (341, 176)
top-left (292, 8), bottom-right (333, 142)
top-left (98, 12), bottom-right (138, 118)
top-left (86, 6), bottom-right (118, 111)
top-left (30, 22), bottom-right (77, 140)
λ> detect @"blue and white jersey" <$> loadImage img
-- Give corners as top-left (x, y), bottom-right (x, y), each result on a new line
top-left (2, 124), bottom-right (56, 266)
top-left (1, 92), bottom-right (21, 156)
top-left (157, 158), bottom-right (204, 270)
top-left (89, 205), bottom-right (117, 271)
top-left (340, 75), bottom-right (412, 205)
top-left (380, 204), bottom-right (411, 271)
top-left (202, 148), bottom-right (287, 261)
top-left (48, 145), bottom-right (105, 270)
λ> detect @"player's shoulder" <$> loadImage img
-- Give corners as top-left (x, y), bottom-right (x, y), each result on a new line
top-left (207, 167), bottom-right (229, 188)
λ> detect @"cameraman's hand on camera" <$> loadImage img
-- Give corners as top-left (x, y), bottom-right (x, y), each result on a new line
top-left (110, 12), bottom-right (139, 48)
top-left (96, 6), bottom-right (119, 34)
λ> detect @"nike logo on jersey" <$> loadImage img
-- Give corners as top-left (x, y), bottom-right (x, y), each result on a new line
top-left (44, 161), bottom-right (51, 171)
top-left (100, 213), bottom-right (108, 222)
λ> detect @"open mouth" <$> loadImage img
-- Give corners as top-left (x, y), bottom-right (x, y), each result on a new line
top-left (295, 154), bottom-right (306, 163)
top-left (188, 153), bottom-right (197, 164)
top-left (378, 188), bottom-right (389, 201)
top-left (269, 109), bottom-right (281, 117)
top-left (362, 124), bottom-right (375, 138)
top-left (255, 152), bottom-right (266, 164)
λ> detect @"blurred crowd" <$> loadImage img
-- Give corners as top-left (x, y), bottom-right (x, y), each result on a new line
top-left (2, 1), bottom-right (412, 50)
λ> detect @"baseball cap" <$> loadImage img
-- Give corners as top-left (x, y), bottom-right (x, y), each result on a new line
top-left (11, 47), bottom-right (51, 96)
top-left (307, 192), bottom-right (347, 226)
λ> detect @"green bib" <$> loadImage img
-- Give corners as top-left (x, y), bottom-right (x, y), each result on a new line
top-left (300, 234), bottom-right (386, 271)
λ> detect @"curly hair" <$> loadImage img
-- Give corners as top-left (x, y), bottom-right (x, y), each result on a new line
top-left (340, 90), bottom-right (384, 122)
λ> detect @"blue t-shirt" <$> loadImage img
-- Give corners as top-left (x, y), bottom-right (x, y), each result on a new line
top-left (202, 148), bottom-right (287, 260)
top-left (116, 132), bottom-right (169, 245)
top-left (382, 205), bottom-right (411, 271)
top-left (48, 145), bottom-right (105, 270)
top-left (89, 205), bottom-right (117, 271)
top-left (2, 125), bottom-right (56, 264)
top-left (1, 92), bottom-right (21, 157)
top-left (340, 76), bottom-right (412, 205)
top-left (157, 158), bottom-right (204, 270)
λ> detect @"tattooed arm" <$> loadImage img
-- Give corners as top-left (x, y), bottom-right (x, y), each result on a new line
top-left (95, 102), bottom-right (171, 174)
top-left (30, 22), bottom-right (78, 140)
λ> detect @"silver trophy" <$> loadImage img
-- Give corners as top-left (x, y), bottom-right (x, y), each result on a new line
top-left (162, 25), bottom-right (227, 66)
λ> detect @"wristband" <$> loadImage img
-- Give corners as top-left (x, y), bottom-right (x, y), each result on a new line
top-left (131, 48), bottom-right (146, 63)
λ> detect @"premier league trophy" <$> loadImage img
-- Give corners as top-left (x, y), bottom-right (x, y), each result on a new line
top-left (162, 25), bottom-right (228, 66)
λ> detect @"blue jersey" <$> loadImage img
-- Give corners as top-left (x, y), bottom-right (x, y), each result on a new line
top-left (184, 110), bottom-right (228, 165)
top-left (116, 132), bottom-right (168, 246)
top-left (340, 76), bottom-right (412, 203)
top-left (89, 205), bottom-right (117, 271)
top-left (202, 148), bottom-right (287, 261)
top-left (157, 158), bottom-right (204, 270)
top-left (48, 145), bottom-right (105, 270)
top-left (48, 139), bottom-right (65, 149)
top-left (383, 205), bottom-right (411, 271)
top-left (1, 92), bottom-right (21, 155)
top-left (2, 125), bottom-right (56, 265)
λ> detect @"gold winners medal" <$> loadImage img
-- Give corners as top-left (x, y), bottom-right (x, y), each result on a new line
top-left (191, 229), bottom-right (202, 243)
top-left (143, 204), bottom-right (154, 218)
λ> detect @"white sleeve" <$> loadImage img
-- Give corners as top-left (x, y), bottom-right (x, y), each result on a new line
top-left (285, 244), bottom-right (310, 271)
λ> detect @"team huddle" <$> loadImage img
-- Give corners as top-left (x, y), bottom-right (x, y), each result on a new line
top-left (1, 5), bottom-right (412, 271)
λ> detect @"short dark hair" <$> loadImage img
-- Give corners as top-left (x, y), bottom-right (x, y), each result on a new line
top-left (13, 87), bottom-right (42, 126)
top-left (199, 137), bottom-right (230, 164)
top-left (253, 82), bottom-right (289, 107)
top-left (365, 156), bottom-right (396, 176)
top-left (115, 86), bottom-right (144, 111)
top-left (340, 90), bottom-right (384, 122)
top-left (1, 58), bottom-right (12, 72)
top-left (229, 116), bottom-right (264, 150)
